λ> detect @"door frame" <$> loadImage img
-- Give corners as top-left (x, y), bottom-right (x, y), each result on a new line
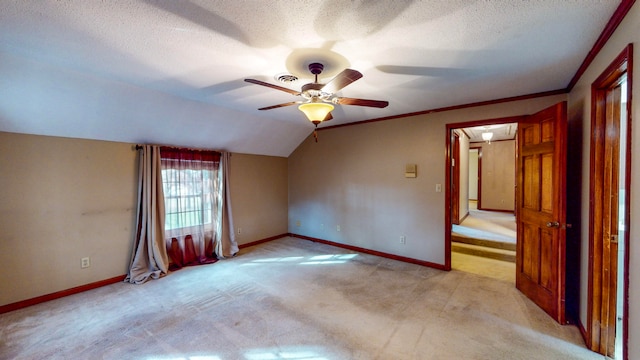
top-left (587, 44), bottom-right (632, 358)
top-left (452, 132), bottom-right (461, 225)
top-left (444, 115), bottom-right (523, 270)
top-left (470, 146), bottom-right (482, 207)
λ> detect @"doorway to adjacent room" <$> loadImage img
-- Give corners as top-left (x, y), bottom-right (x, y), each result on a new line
top-left (446, 102), bottom-right (570, 325)
top-left (449, 122), bottom-right (517, 282)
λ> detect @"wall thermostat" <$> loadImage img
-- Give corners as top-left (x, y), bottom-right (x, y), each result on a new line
top-left (405, 164), bottom-right (417, 178)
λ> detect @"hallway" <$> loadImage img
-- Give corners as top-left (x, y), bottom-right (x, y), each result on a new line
top-left (452, 201), bottom-right (517, 264)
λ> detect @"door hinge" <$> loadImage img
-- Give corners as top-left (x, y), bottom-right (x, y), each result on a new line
top-left (610, 234), bottom-right (618, 244)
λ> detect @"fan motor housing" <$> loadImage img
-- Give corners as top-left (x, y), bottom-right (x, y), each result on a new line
top-left (301, 83), bottom-right (332, 101)
top-left (301, 83), bottom-right (324, 92)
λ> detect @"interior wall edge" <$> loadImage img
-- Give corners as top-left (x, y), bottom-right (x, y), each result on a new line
top-left (290, 234), bottom-right (448, 271)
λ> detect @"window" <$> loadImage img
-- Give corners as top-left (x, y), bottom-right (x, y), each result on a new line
top-left (159, 147), bottom-right (222, 239)
top-left (162, 167), bottom-right (215, 231)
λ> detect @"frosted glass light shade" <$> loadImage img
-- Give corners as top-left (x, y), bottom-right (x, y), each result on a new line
top-left (298, 103), bottom-right (334, 124)
top-left (482, 132), bottom-right (493, 141)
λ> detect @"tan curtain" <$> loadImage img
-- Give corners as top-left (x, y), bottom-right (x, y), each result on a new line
top-left (125, 145), bottom-right (169, 284)
top-left (216, 151), bottom-right (239, 258)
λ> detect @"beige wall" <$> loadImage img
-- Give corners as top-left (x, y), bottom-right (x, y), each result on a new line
top-left (229, 153), bottom-right (288, 245)
top-left (477, 140), bottom-right (515, 211)
top-left (0, 132), bottom-right (289, 306)
top-left (288, 94), bottom-right (566, 265)
top-left (0, 132), bottom-right (138, 306)
top-left (567, 2), bottom-right (639, 358)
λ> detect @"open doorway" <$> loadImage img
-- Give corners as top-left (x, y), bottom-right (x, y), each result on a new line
top-left (446, 103), bottom-right (569, 325)
top-left (448, 121), bottom-right (518, 281)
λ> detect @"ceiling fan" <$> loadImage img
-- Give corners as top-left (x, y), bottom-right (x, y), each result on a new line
top-left (244, 62), bottom-right (389, 128)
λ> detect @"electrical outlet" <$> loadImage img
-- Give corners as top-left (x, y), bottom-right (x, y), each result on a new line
top-left (400, 236), bottom-right (406, 244)
top-left (81, 257), bottom-right (91, 269)
top-left (336, 225), bottom-right (341, 232)
top-left (296, 220), bottom-right (301, 227)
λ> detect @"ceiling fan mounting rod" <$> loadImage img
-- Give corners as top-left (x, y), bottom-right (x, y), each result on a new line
top-left (308, 62), bottom-right (324, 83)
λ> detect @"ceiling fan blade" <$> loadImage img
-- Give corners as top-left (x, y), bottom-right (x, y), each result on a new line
top-left (321, 69), bottom-right (363, 93)
top-left (244, 79), bottom-right (300, 95)
top-left (335, 97), bottom-right (389, 108)
top-left (376, 65), bottom-right (472, 77)
top-left (258, 101), bottom-right (301, 110)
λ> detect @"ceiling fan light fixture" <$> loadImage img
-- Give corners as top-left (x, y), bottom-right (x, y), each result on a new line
top-left (298, 103), bottom-right (334, 125)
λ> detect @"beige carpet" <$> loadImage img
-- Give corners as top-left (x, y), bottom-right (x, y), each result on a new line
top-left (452, 208), bottom-right (517, 244)
top-left (0, 237), bottom-right (602, 360)
top-left (452, 252), bottom-right (515, 283)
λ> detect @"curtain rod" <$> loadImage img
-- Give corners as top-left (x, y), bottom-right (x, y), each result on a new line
top-left (134, 144), bottom-right (228, 154)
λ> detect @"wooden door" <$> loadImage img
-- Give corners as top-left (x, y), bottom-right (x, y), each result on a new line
top-left (516, 102), bottom-right (567, 323)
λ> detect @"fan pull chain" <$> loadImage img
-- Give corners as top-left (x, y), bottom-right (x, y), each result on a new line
top-left (313, 126), bottom-right (319, 142)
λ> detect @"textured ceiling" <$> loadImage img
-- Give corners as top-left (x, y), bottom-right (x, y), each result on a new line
top-left (0, 1), bottom-right (621, 156)
top-left (464, 123), bottom-right (518, 143)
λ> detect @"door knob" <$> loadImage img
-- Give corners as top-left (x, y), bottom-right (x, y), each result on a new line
top-left (546, 221), bottom-right (560, 228)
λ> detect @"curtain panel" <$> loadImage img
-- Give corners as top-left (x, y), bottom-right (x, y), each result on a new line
top-left (125, 145), bottom-right (170, 284)
top-left (160, 147), bottom-right (221, 269)
top-left (217, 151), bottom-right (239, 258)
top-left (126, 146), bottom-right (238, 284)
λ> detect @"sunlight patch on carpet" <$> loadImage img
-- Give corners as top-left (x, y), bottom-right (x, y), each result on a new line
top-left (241, 254), bottom-right (358, 266)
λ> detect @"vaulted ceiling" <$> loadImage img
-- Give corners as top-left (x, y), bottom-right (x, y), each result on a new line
top-left (0, 1), bottom-right (621, 156)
